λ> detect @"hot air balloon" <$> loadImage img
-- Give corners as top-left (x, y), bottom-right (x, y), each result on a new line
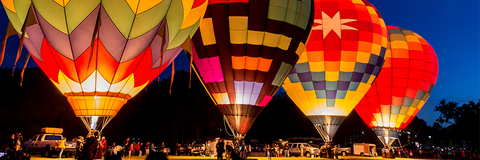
top-left (355, 26), bottom-right (439, 147)
top-left (282, 0), bottom-right (388, 143)
top-left (1, 0), bottom-right (208, 132)
top-left (189, 0), bottom-right (314, 139)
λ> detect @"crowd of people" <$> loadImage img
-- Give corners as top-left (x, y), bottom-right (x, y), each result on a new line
top-left (3, 133), bottom-right (24, 160)
top-left (74, 131), bottom-right (119, 160)
top-left (388, 147), bottom-right (480, 160)
top-left (118, 137), bottom-right (162, 158)
top-left (215, 139), bottom-right (251, 160)
top-left (74, 133), bottom-right (167, 160)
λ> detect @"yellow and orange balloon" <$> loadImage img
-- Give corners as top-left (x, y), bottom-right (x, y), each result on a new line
top-left (282, 0), bottom-right (388, 142)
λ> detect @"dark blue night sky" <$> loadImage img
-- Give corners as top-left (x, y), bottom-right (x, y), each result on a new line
top-left (0, 0), bottom-right (478, 127)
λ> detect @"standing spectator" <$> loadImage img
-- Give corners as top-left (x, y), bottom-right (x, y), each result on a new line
top-left (300, 143), bottom-right (305, 157)
top-left (140, 143), bottom-right (145, 156)
top-left (226, 142), bottom-right (233, 160)
top-left (274, 144), bottom-right (279, 157)
top-left (284, 144), bottom-right (290, 157)
top-left (247, 144), bottom-right (251, 157)
top-left (216, 139), bottom-right (225, 160)
top-left (110, 142), bottom-right (116, 150)
top-left (150, 143), bottom-right (156, 153)
top-left (326, 144), bottom-right (331, 158)
top-left (58, 137), bottom-right (67, 159)
top-left (111, 142), bottom-right (118, 155)
top-left (8, 134), bottom-right (16, 160)
top-left (75, 136), bottom-right (84, 159)
top-left (101, 137), bottom-right (107, 150)
top-left (92, 133), bottom-right (99, 159)
top-left (266, 145), bottom-right (271, 160)
top-left (239, 142), bottom-right (246, 159)
top-left (129, 143), bottom-right (134, 157)
top-left (132, 142), bottom-right (137, 156)
top-left (264, 143), bottom-right (268, 157)
top-left (333, 145), bottom-right (339, 159)
top-left (176, 143), bottom-right (181, 156)
top-left (145, 142), bottom-right (150, 156)
top-left (123, 138), bottom-right (130, 157)
top-left (81, 133), bottom-right (96, 160)
top-left (452, 149), bottom-right (456, 159)
top-left (136, 142), bottom-right (141, 156)
top-left (94, 140), bottom-right (104, 159)
top-left (160, 142), bottom-right (165, 153)
top-left (12, 133), bottom-right (23, 160)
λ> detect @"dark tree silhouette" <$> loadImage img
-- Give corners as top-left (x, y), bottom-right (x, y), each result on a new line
top-left (434, 99), bottom-right (479, 148)
top-left (1, 67), bottom-right (473, 151)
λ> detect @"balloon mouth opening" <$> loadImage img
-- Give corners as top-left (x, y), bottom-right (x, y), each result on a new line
top-left (373, 128), bottom-right (400, 147)
top-left (79, 116), bottom-right (114, 133)
top-left (91, 116), bottom-right (98, 130)
top-left (67, 96), bottom-right (127, 117)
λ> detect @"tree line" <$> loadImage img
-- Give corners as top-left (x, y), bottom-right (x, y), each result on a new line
top-left (0, 67), bottom-right (477, 150)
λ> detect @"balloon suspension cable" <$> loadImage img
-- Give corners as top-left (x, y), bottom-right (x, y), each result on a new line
top-left (99, 117), bottom-right (114, 133)
top-left (79, 116), bottom-right (113, 134)
top-left (396, 138), bottom-right (409, 158)
top-left (223, 115), bottom-right (235, 137)
top-left (80, 117), bottom-right (92, 132)
top-left (191, 64), bottom-right (217, 105)
top-left (313, 124), bottom-right (331, 143)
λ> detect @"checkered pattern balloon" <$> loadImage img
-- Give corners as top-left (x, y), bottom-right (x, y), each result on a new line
top-left (355, 26), bottom-right (439, 130)
top-left (282, 0), bottom-right (388, 141)
top-left (191, 0), bottom-right (314, 135)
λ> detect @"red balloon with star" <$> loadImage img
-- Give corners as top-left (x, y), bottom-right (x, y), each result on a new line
top-left (282, 0), bottom-right (389, 142)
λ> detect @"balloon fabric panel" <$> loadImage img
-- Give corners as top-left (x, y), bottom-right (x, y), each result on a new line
top-left (2, 0), bottom-right (209, 117)
top-left (355, 26), bottom-right (439, 130)
top-left (283, 0), bottom-right (388, 117)
top-left (191, 0), bottom-right (314, 135)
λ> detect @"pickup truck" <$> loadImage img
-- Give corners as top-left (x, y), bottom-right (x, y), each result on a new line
top-left (23, 128), bottom-right (77, 157)
top-left (318, 144), bottom-right (351, 157)
top-left (289, 143), bottom-right (320, 157)
top-left (336, 146), bottom-right (352, 156)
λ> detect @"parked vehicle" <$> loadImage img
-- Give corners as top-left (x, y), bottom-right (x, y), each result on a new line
top-left (353, 143), bottom-right (376, 156)
top-left (250, 140), bottom-right (264, 151)
top-left (189, 141), bottom-right (206, 156)
top-left (336, 145), bottom-right (352, 156)
top-left (205, 138), bottom-right (233, 157)
top-left (289, 143), bottom-right (320, 157)
top-left (23, 127), bottom-right (76, 157)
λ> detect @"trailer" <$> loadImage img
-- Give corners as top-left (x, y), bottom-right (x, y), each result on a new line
top-left (353, 143), bottom-right (376, 156)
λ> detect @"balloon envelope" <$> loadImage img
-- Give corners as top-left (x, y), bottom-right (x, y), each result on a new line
top-left (355, 26), bottom-right (439, 145)
top-left (282, 0), bottom-right (388, 141)
top-left (191, 0), bottom-right (314, 137)
top-left (2, 0), bottom-right (208, 131)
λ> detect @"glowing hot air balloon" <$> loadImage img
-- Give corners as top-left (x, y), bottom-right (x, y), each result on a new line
top-left (189, 0), bottom-right (314, 139)
top-left (282, 0), bottom-right (388, 142)
top-left (355, 26), bottom-right (439, 147)
top-left (1, 0), bottom-right (208, 132)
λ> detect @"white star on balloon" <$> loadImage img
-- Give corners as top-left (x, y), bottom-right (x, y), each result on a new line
top-left (313, 11), bottom-right (358, 38)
